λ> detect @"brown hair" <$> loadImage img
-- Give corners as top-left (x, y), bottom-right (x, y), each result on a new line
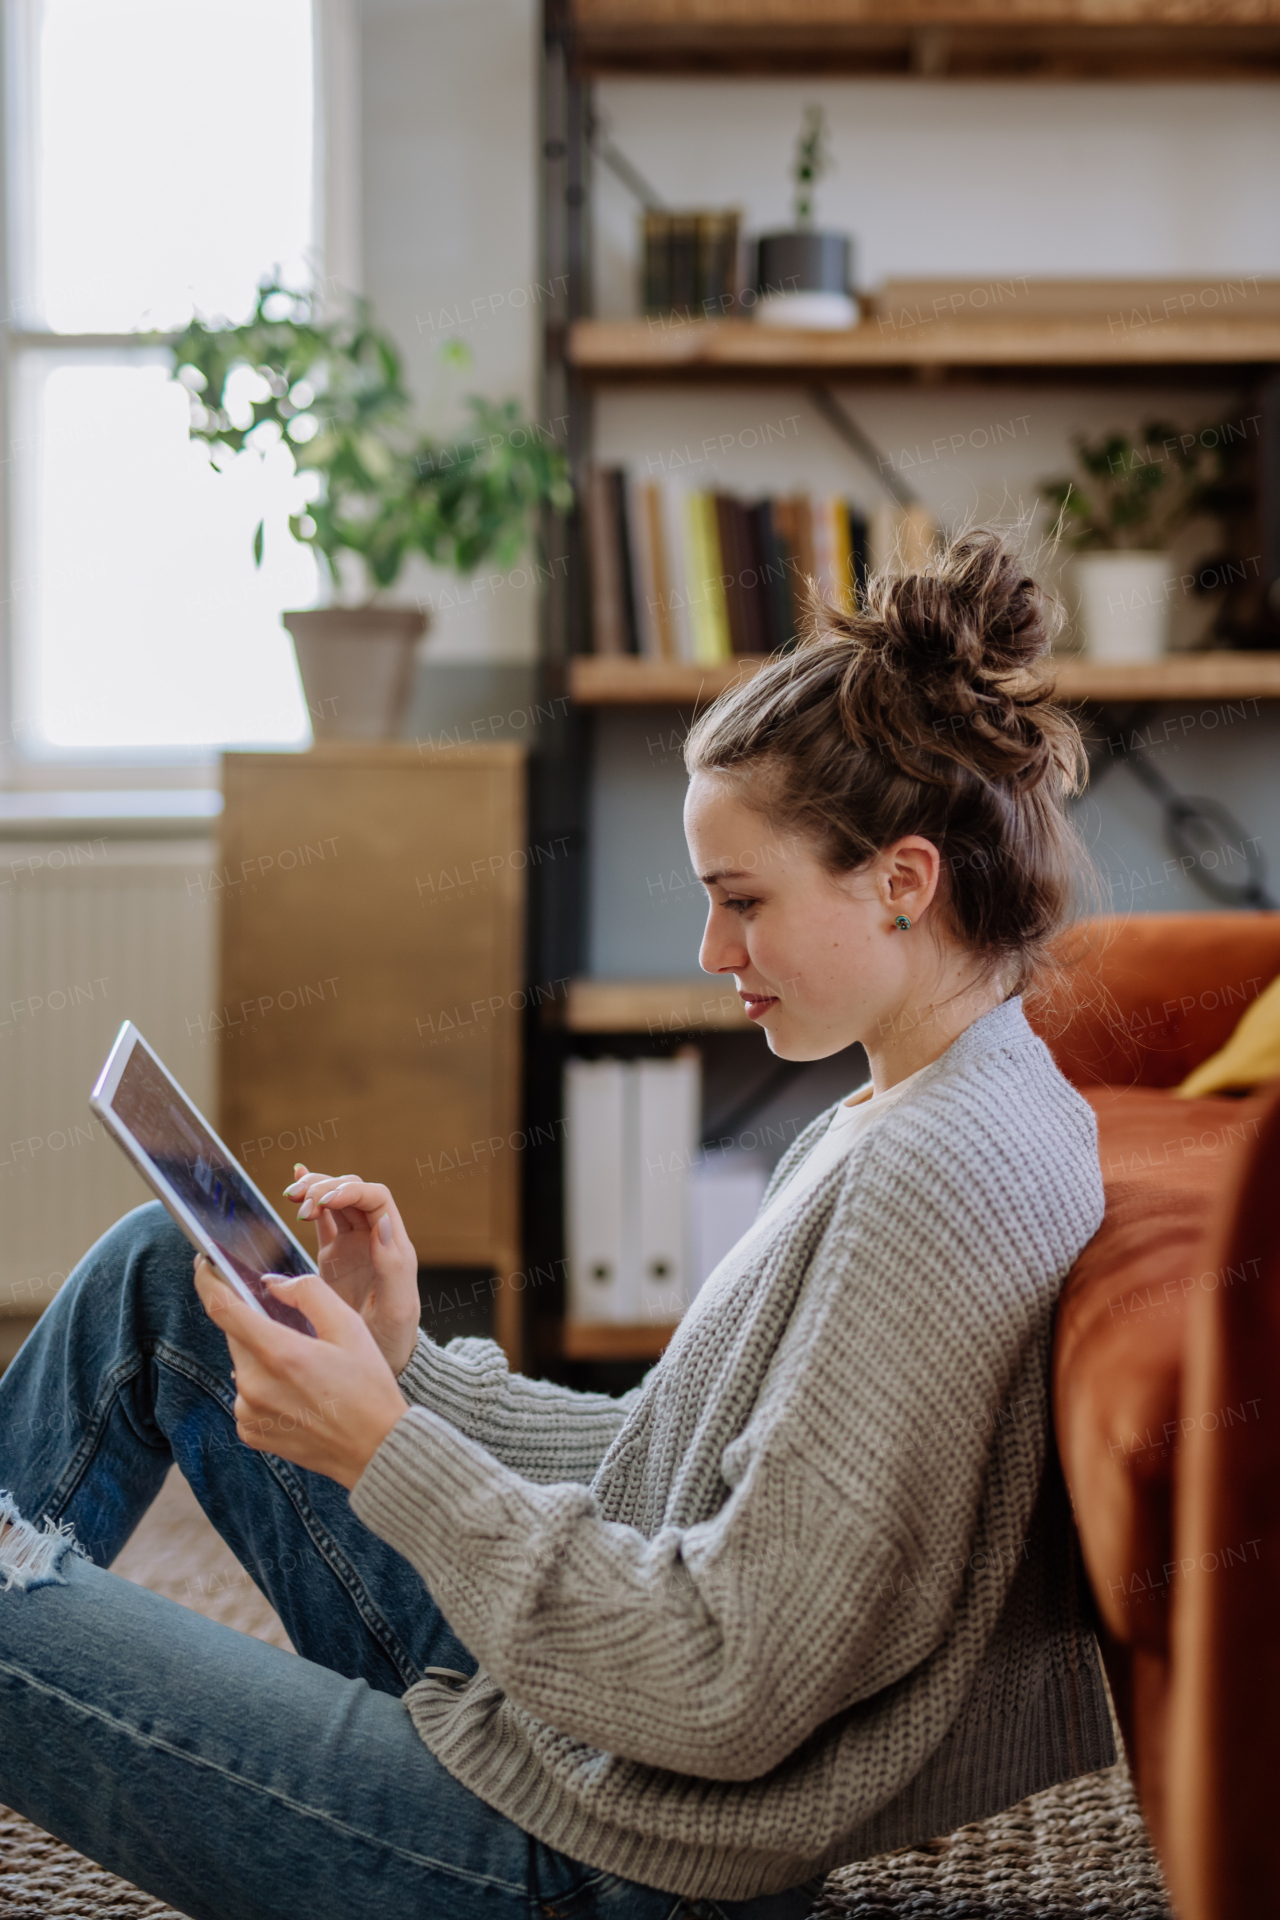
top-left (683, 528), bottom-right (1089, 994)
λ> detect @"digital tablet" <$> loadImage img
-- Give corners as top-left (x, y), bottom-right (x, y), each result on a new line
top-left (90, 1021), bottom-right (317, 1336)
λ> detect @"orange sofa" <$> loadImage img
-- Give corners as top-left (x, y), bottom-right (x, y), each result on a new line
top-left (1031, 914), bottom-right (1280, 1920)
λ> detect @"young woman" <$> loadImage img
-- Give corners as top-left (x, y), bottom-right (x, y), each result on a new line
top-left (0, 531), bottom-right (1111, 1920)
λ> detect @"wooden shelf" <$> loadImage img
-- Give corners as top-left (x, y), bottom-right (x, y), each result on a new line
top-left (570, 1), bottom-right (1280, 78)
top-left (565, 977), bottom-right (753, 1032)
top-left (570, 654), bottom-right (767, 705)
top-left (570, 651), bottom-right (1280, 708)
top-left (1053, 653), bottom-right (1280, 703)
top-left (559, 1321), bottom-right (679, 1361)
top-left (568, 310), bottom-right (1280, 383)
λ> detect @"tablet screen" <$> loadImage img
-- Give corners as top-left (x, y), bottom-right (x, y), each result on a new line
top-left (112, 1038), bottom-right (314, 1317)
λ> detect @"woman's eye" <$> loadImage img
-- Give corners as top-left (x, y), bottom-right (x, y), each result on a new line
top-left (723, 896), bottom-right (756, 915)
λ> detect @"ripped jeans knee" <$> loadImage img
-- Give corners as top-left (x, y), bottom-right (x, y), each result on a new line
top-left (0, 1492), bottom-right (85, 1593)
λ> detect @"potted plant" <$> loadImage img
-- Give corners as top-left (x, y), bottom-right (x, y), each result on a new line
top-left (1040, 423), bottom-right (1239, 663)
top-left (171, 283), bottom-right (572, 740)
top-left (754, 105), bottom-right (857, 331)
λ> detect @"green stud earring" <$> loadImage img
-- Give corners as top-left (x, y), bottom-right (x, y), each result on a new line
top-left (894, 914), bottom-right (912, 931)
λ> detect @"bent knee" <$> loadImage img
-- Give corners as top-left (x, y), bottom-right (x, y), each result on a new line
top-left (63, 1202), bottom-right (202, 1336)
top-left (89, 1201), bottom-right (191, 1277)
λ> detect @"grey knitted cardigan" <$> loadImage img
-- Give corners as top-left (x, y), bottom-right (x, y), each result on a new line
top-left (350, 997), bottom-right (1114, 1901)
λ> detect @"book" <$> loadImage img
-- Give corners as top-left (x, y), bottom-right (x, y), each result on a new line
top-left (669, 213), bottom-right (699, 314)
top-left (659, 480), bottom-right (695, 661)
top-left (714, 493), bottom-right (751, 656)
top-left (612, 471), bottom-right (641, 655)
top-left (755, 499), bottom-right (797, 651)
top-left (641, 209), bottom-right (741, 319)
top-left (848, 507), bottom-right (869, 603)
top-left (586, 466), bottom-right (627, 655)
top-left (737, 502), bottom-right (772, 654)
top-left (639, 481), bottom-right (676, 658)
top-left (683, 491), bottom-right (733, 664)
top-left (626, 475), bottom-right (664, 659)
top-left (564, 1059), bottom-right (632, 1325)
top-left (790, 493), bottom-right (816, 596)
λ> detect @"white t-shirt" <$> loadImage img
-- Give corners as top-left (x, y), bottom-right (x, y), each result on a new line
top-left (699, 1061), bottom-right (934, 1300)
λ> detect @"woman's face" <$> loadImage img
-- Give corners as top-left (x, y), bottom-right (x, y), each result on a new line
top-left (683, 768), bottom-right (946, 1062)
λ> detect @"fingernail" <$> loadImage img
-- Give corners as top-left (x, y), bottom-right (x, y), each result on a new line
top-left (293, 1164), bottom-right (306, 1175)
top-left (298, 1198), bottom-right (314, 1219)
top-left (378, 1214), bottom-right (393, 1246)
top-left (284, 1180), bottom-right (303, 1196)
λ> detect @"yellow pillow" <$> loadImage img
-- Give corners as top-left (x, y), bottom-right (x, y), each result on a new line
top-left (1176, 968), bottom-right (1280, 1098)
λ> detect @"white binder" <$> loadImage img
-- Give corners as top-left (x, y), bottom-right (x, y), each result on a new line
top-left (690, 1156), bottom-right (769, 1296)
top-left (635, 1055), bottom-right (701, 1324)
top-left (565, 1058), bottom-right (631, 1324)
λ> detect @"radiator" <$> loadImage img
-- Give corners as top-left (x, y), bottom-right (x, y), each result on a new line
top-left (0, 836), bottom-right (217, 1319)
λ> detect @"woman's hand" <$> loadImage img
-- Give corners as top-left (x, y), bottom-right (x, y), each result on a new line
top-left (193, 1258), bottom-right (408, 1490)
top-left (284, 1166), bottom-right (420, 1377)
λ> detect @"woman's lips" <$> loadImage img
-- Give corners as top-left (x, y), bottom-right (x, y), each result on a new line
top-left (740, 992), bottom-right (779, 1022)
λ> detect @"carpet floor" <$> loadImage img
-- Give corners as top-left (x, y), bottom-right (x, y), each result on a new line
top-left (0, 1469), bottom-right (1172, 1919)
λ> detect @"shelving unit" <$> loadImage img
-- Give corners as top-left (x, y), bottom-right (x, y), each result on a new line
top-left (559, 1320), bottom-right (679, 1360)
top-left (568, 0), bottom-right (1280, 81)
top-left (569, 650), bottom-right (1280, 707)
top-left (565, 976), bottom-right (752, 1031)
top-left (569, 309), bottom-right (1280, 384)
top-left (528, 0), bottom-right (1280, 1374)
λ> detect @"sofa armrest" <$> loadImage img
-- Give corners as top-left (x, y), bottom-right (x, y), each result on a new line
top-left (1032, 914), bottom-right (1280, 1089)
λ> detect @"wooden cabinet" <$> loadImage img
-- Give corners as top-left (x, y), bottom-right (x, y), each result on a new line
top-left (218, 744), bottom-right (527, 1363)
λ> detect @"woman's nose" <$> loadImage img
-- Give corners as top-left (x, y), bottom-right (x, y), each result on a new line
top-left (699, 903), bottom-right (748, 976)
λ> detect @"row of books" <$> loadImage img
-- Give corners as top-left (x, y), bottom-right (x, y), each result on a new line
top-left (641, 210), bottom-right (740, 319)
top-left (564, 1055), bottom-right (768, 1327)
top-left (587, 468), bottom-right (871, 662)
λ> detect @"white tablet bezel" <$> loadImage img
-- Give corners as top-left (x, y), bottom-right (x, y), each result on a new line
top-left (90, 1020), bottom-right (318, 1327)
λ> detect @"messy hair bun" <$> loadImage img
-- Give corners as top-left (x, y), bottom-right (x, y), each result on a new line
top-left (684, 529), bottom-right (1088, 992)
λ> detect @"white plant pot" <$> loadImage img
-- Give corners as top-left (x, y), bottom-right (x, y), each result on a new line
top-left (754, 290), bottom-right (860, 330)
top-left (282, 607), bottom-right (426, 742)
top-left (1073, 552), bottom-right (1172, 663)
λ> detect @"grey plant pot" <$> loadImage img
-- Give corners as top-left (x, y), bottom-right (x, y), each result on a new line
top-left (282, 607), bottom-right (427, 743)
top-left (755, 231), bottom-right (853, 298)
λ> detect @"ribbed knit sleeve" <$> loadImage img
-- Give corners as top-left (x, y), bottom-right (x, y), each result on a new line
top-left (395, 1333), bottom-right (640, 1485)
top-left (353, 1059), bottom-right (1093, 1782)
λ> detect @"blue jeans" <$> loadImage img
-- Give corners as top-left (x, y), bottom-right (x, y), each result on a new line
top-left (0, 1204), bottom-right (819, 1920)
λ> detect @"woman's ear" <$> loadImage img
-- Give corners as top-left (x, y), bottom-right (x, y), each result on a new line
top-left (881, 836), bottom-right (942, 920)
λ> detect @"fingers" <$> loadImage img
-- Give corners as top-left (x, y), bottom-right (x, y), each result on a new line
top-left (262, 1270), bottom-right (361, 1346)
top-left (284, 1170), bottom-right (391, 1226)
top-left (192, 1253), bottom-right (298, 1363)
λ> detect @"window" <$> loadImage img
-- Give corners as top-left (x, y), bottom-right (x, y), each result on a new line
top-left (4, 0), bottom-right (320, 764)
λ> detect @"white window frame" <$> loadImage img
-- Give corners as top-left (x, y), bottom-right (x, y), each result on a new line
top-left (0, 0), bottom-right (360, 795)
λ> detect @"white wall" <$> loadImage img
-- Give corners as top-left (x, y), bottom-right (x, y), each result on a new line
top-left (360, 0), bottom-right (542, 662)
top-left (592, 79), bottom-right (1280, 311)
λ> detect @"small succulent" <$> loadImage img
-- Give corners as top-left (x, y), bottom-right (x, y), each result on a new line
top-left (793, 104), bottom-right (831, 229)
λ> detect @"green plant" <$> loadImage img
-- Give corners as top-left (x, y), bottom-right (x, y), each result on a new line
top-left (1039, 422), bottom-right (1243, 553)
top-left (170, 282), bottom-right (572, 598)
top-left (792, 104), bottom-right (831, 228)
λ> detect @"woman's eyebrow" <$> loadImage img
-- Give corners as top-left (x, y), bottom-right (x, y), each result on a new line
top-left (700, 867), bottom-right (756, 886)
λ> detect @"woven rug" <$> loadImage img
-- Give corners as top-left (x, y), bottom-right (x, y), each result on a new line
top-left (0, 1471), bottom-right (1172, 1920)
